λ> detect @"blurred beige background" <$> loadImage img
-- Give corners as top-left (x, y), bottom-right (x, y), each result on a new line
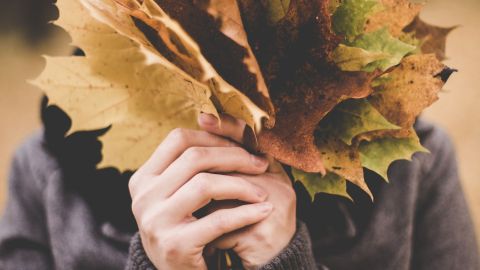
top-left (0, 0), bottom-right (479, 245)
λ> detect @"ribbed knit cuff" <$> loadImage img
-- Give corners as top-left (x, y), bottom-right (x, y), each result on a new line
top-left (259, 222), bottom-right (318, 270)
top-left (125, 233), bottom-right (157, 270)
top-left (126, 223), bottom-right (321, 270)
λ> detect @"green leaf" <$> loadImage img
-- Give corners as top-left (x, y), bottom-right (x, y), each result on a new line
top-left (333, 44), bottom-right (390, 72)
top-left (261, 0), bottom-right (291, 24)
top-left (359, 132), bottom-right (429, 181)
top-left (320, 99), bottom-right (399, 145)
top-left (332, 0), bottom-right (381, 41)
top-left (292, 169), bottom-right (352, 201)
top-left (349, 28), bottom-right (416, 72)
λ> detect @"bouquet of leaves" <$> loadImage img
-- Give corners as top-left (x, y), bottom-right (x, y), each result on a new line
top-left (34, 0), bottom-right (455, 201)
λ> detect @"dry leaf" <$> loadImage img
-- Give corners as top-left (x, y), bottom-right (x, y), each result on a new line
top-left (91, 0), bottom-right (270, 132)
top-left (364, 0), bottom-right (422, 37)
top-left (369, 54), bottom-right (447, 129)
top-left (32, 0), bottom-right (217, 170)
top-left (404, 16), bottom-right (457, 61)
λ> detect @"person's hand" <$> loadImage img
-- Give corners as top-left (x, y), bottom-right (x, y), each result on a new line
top-left (199, 114), bottom-right (297, 269)
top-left (128, 116), bottom-right (274, 270)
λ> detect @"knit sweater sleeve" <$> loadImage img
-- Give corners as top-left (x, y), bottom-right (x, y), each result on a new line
top-left (125, 233), bottom-right (156, 270)
top-left (0, 134), bottom-right (54, 269)
top-left (125, 222), bottom-right (322, 270)
top-left (259, 222), bottom-right (321, 270)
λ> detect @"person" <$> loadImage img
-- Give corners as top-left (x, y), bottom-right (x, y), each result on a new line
top-left (0, 101), bottom-right (478, 269)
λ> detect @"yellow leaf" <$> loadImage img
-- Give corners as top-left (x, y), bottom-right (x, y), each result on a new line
top-left (89, 0), bottom-right (269, 132)
top-left (33, 0), bottom-right (217, 170)
top-left (364, 0), bottom-right (423, 37)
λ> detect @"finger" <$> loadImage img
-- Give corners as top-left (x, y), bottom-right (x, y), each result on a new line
top-left (165, 173), bottom-right (267, 218)
top-left (198, 113), bottom-right (246, 144)
top-left (207, 229), bottom-right (245, 250)
top-left (158, 147), bottom-right (269, 197)
top-left (138, 128), bottom-right (236, 176)
top-left (185, 202), bottom-right (273, 247)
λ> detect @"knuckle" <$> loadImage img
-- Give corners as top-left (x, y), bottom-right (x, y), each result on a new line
top-left (131, 199), bottom-right (145, 218)
top-left (211, 212), bottom-right (229, 232)
top-left (253, 229), bottom-right (267, 243)
top-left (128, 173), bottom-right (140, 195)
top-left (139, 216), bottom-right (156, 237)
top-left (253, 225), bottom-right (273, 244)
top-left (168, 128), bottom-right (189, 146)
top-left (283, 184), bottom-right (296, 203)
top-left (160, 235), bottom-right (182, 260)
top-left (184, 146), bottom-right (208, 162)
top-left (191, 174), bottom-right (211, 196)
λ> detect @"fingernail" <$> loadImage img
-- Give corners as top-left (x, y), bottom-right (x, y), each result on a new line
top-left (251, 155), bottom-right (268, 168)
top-left (199, 113), bottom-right (218, 126)
top-left (258, 202), bottom-right (273, 213)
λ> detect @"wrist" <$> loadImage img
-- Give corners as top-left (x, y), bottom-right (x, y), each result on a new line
top-left (243, 220), bottom-right (297, 269)
top-left (256, 222), bottom-right (316, 270)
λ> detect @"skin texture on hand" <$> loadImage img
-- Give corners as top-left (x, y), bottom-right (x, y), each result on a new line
top-left (198, 114), bottom-right (297, 269)
top-left (129, 113), bottom-right (296, 269)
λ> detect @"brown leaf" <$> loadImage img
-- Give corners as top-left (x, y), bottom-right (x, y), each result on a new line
top-left (239, 0), bottom-right (377, 173)
top-left (404, 16), bottom-right (457, 61)
top-left (369, 54), bottom-right (446, 129)
top-left (364, 0), bottom-right (422, 37)
top-left (257, 69), bottom-right (376, 173)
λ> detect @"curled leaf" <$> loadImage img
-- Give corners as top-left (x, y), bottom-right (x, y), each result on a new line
top-left (102, 0), bottom-right (271, 132)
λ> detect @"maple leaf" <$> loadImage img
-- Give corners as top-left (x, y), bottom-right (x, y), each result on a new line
top-left (359, 132), bottom-right (428, 181)
top-left (236, 0), bottom-right (378, 173)
top-left (369, 54), bottom-right (447, 129)
top-left (292, 169), bottom-right (352, 201)
top-left (90, 0), bottom-right (271, 132)
top-left (189, 0), bottom-right (276, 128)
top-left (319, 98), bottom-right (399, 145)
top-left (332, 0), bottom-right (381, 42)
top-left (364, 0), bottom-right (422, 37)
top-left (310, 98), bottom-right (398, 198)
top-left (315, 133), bottom-right (371, 198)
top-left (33, 0), bottom-right (457, 201)
top-left (404, 16), bottom-right (457, 61)
top-left (333, 44), bottom-right (390, 72)
top-left (32, 0), bottom-right (217, 170)
top-left (346, 28), bottom-right (416, 72)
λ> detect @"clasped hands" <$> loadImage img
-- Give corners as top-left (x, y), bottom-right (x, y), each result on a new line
top-left (129, 113), bottom-right (297, 269)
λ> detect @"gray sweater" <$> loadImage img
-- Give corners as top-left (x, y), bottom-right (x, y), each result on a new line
top-left (0, 119), bottom-right (478, 270)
